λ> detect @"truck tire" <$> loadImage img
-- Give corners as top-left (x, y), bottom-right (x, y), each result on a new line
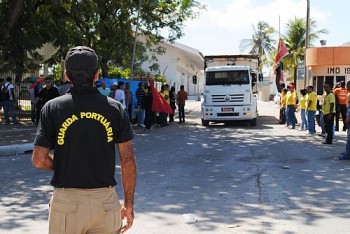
top-left (250, 118), bottom-right (257, 126)
top-left (201, 119), bottom-right (209, 126)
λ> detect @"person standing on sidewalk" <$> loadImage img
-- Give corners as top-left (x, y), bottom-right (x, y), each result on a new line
top-left (34, 77), bottom-right (59, 126)
top-left (32, 46), bottom-right (137, 233)
top-left (143, 83), bottom-right (153, 130)
top-left (177, 85), bottom-right (188, 123)
top-left (286, 84), bottom-right (297, 129)
top-left (299, 89), bottom-right (308, 131)
top-left (135, 82), bottom-right (145, 127)
top-left (322, 82), bottom-right (336, 144)
top-left (1, 77), bottom-right (18, 124)
top-left (339, 81), bottom-right (350, 160)
top-left (169, 86), bottom-right (176, 122)
top-left (333, 81), bottom-right (348, 131)
top-left (306, 85), bottom-right (317, 134)
top-left (125, 82), bottom-right (133, 122)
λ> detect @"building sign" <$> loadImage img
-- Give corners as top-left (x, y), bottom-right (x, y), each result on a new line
top-left (326, 66), bottom-right (350, 75)
top-left (297, 62), bottom-right (304, 80)
top-left (311, 65), bottom-right (350, 76)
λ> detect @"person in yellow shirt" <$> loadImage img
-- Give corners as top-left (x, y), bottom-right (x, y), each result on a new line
top-left (299, 89), bottom-right (307, 130)
top-left (322, 83), bottom-right (336, 144)
top-left (286, 84), bottom-right (297, 129)
top-left (306, 85), bottom-right (317, 134)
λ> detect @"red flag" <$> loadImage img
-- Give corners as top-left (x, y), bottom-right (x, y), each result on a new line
top-left (275, 38), bottom-right (289, 67)
top-left (147, 78), bottom-right (173, 114)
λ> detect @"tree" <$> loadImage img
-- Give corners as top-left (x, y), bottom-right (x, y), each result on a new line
top-left (282, 17), bottom-right (327, 86)
top-left (0, 0), bottom-right (52, 80)
top-left (240, 21), bottom-right (276, 72)
top-left (0, 0), bottom-right (205, 80)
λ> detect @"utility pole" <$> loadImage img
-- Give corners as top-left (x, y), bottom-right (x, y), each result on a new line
top-left (304, 0), bottom-right (310, 88)
top-left (130, 0), bottom-right (142, 86)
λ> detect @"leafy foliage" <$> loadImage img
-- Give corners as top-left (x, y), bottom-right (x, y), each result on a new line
top-left (240, 21), bottom-right (276, 71)
top-left (282, 17), bottom-right (327, 85)
top-left (0, 0), bottom-right (204, 80)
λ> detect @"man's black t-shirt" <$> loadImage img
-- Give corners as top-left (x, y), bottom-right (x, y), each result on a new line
top-left (34, 87), bottom-right (134, 188)
top-left (38, 86), bottom-right (59, 107)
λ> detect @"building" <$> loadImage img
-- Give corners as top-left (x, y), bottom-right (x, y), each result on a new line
top-left (306, 45), bottom-right (350, 95)
top-left (141, 39), bottom-right (204, 96)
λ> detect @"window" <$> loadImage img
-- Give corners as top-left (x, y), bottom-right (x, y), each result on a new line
top-left (206, 70), bottom-right (249, 85)
top-left (316, 76), bottom-right (324, 95)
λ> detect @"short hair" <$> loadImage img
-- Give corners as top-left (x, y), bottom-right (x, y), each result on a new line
top-left (138, 82), bottom-right (143, 87)
top-left (65, 46), bottom-right (98, 87)
top-left (180, 85), bottom-right (184, 90)
top-left (307, 85), bottom-right (313, 90)
top-left (6, 77), bottom-right (12, 82)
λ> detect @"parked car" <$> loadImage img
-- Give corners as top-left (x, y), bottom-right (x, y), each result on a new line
top-left (273, 92), bottom-right (281, 104)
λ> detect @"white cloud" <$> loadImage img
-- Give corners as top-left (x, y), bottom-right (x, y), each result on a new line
top-left (177, 0), bottom-right (329, 55)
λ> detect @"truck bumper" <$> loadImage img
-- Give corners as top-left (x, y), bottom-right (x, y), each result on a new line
top-left (201, 105), bottom-right (257, 121)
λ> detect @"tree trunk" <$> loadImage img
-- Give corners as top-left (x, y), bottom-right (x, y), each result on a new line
top-left (0, 0), bottom-right (24, 46)
top-left (100, 58), bottom-right (108, 78)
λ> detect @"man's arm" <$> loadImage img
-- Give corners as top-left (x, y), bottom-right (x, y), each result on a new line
top-left (117, 140), bottom-right (137, 233)
top-left (307, 100), bottom-right (312, 111)
top-left (32, 145), bottom-right (53, 171)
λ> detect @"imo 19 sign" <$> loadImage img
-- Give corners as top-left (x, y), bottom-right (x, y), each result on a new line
top-left (327, 67), bottom-right (350, 75)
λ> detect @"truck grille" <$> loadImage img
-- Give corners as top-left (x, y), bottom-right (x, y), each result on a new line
top-left (212, 94), bottom-right (244, 103)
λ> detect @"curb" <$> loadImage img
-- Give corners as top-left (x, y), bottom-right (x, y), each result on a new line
top-left (0, 100), bottom-right (201, 157)
top-left (0, 143), bottom-right (34, 157)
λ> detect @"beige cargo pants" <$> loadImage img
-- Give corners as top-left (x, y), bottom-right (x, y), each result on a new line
top-left (49, 187), bottom-right (122, 234)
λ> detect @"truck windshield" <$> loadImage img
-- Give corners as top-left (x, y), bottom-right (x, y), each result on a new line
top-left (206, 70), bottom-right (249, 85)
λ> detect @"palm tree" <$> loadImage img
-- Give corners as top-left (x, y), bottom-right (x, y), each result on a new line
top-left (282, 17), bottom-right (327, 86)
top-left (240, 21), bottom-right (276, 71)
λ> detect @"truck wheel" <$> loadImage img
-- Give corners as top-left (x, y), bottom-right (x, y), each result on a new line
top-left (201, 119), bottom-right (209, 126)
top-left (250, 118), bottom-right (257, 126)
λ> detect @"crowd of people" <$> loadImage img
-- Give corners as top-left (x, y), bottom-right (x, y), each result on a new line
top-left (0, 74), bottom-right (188, 130)
top-left (278, 81), bottom-right (350, 160)
top-left (0, 77), bottom-right (18, 124)
top-left (96, 80), bottom-right (188, 130)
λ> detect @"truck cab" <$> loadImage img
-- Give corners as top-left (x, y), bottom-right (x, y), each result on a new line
top-left (201, 55), bottom-right (259, 126)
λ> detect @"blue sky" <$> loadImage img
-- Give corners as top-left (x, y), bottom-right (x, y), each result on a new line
top-left (176, 0), bottom-right (349, 55)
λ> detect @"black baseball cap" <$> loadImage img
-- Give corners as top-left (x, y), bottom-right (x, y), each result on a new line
top-left (65, 46), bottom-right (98, 79)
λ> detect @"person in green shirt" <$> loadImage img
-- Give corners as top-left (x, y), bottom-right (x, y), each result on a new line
top-left (322, 83), bottom-right (336, 144)
top-left (306, 86), bottom-right (317, 134)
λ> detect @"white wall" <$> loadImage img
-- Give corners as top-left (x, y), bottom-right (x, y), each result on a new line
top-left (141, 41), bottom-right (204, 95)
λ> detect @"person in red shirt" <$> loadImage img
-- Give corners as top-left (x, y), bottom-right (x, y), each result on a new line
top-left (333, 81), bottom-right (348, 131)
top-left (177, 85), bottom-right (188, 123)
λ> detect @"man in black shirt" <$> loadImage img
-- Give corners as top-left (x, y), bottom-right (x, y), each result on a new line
top-left (135, 82), bottom-right (145, 127)
top-left (34, 77), bottom-right (59, 126)
top-left (32, 46), bottom-right (137, 233)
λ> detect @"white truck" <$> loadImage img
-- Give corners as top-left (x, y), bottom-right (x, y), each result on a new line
top-left (201, 54), bottom-right (261, 126)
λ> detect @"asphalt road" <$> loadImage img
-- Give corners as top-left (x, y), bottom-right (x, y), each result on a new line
top-left (1, 100), bottom-right (350, 234)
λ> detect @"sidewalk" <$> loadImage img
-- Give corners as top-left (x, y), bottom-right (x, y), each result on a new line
top-left (0, 97), bottom-right (201, 156)
top-left (0, 122), bottom-right (36, 156)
